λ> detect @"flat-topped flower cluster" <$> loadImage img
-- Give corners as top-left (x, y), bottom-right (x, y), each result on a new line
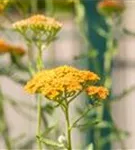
top-left (86, 86), bottom-right (109, 100)
top-left (97, 0), bottom-right (125, 16)
top-left (13, 15), bottom-right (62, 37)
top-left (25, 65), bottom-right (108, 101)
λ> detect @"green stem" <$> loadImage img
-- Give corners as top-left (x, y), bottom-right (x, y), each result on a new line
top-left (36, 42), bottom-right (44, 71)
top-left (94, 18), bottom-right (115, 150)
top-left (94, 106), bottom-right (103, 150)
top-left (0, 89), bottom-right (12, 150)
top-left (1, 126), bottom-right (12, 150)
top-left (36, 95), bottom-right (42, 150)
top-left (45, 0), bottom-right (54, 15)
top-left (31, 0), bottom-right (38, 13)
top-left (25, 38), bottom-right (35, 76)
top-left (71, 107), bottom-right (91, 129)
top-left (64, 104), bottom-right (72, 150)
top-left (35, 42), bottom-right (45, 149)
top-left (23, 32), bottom-right (45, 150)
top-left (104, 18), bottom-right (114, 88)
top-left (71, 104), bottom-right (100, 129)
top-left (111, 85), bottom-right (135, 102)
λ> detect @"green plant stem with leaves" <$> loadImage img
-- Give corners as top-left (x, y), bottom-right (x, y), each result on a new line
top-left (60, 98), bottom-right (101, 150)
top-left (100, 17), bottom-right (126, 150)
top-left (36, 95), bottom-right (43, 150)
top-left (74, 1), bottom-right (105, 149)
top-left (74, 1), bottom-right (127, 148)
top-left (35, 42), bottom-right (44, 150)
top-left (72, 14), bottom-right (116, 149)
top-left (93, 18), bottom-right (115, 150)
top-left (104, 18), bottom-right (115, 88)
top-left (23, 35), bottom-right (45, 150)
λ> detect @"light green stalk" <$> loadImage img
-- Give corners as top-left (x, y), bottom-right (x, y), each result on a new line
top-left (65, 105), bottom-right (72, 150)
top-left (36, 95), bottom-right (42, 150)
top-left (35, 41), bottom-right (44, 150)
top-left (60, 99), bottom-right (72, 150)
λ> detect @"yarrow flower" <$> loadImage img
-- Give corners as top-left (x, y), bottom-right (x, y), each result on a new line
top-left (86, 86), bottom-right (109, 100)
top-left (0, 39), bottom-right (25, 56)
top-left (24, 65), bottom-right (100, 101)
top-left (97, 0), bottom-right (125, 16)
top-left (12, 15), bottom-right (62, 44)
top-left (0, 0), bottom-right (8, 14)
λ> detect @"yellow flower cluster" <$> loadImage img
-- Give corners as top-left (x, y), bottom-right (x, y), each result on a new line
top-left (86, 86), bottom-right (109, 100)
top-left (13, 14), bottom-right (62, 34)
top-left (24, 65), bottom-right (100, 101)
top-left (0, 0), bottom-right (8, 14)
top-left (97, 0), bottom-right (125, 16)
top-left (0, 39), bottom-right (25, 56)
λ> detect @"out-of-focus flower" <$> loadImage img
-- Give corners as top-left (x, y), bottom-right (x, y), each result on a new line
top-left (0, 0), bottom-right (8, 14)
top-left (12, 15), bottom-right (62, 44)
top-left (11, 46), bottom-right (26, 56)
top-left (13, 15), bottom-right (62, 32)
top-left (0, 39), bottom-right (25, 56)
top-left (97, 0), bottom-right (125, 16)
top-left (0, 39), bottom-right (10, 53)
top-left (86, 86), bottom-right (109, 100)
top-left (24, 65), bottom-right (100, 101)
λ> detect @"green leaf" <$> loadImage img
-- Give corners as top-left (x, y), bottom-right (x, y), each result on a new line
top-left (42, 103), bottom-right (54, 115)
top-left (93, 26), bottom-right (108, 38)
top-left (94, 121), bottom-right (112, 129)
top-left (88, 49), bottom-right (98, 58)
top-left (96, 28), bottom-right (107, 38)
top-left (41, 125), bottom-right (56, 137)
top-left (76, 106), bottom-right (84, 115)
top-left (117, 130), bottom-right (129, 140)
top-left (123, 28), bottom-right (135, 37)
top-left (77, 120), bottom-right (100, 131)
top-left (100, 130), bottom-right (129, 146)
top-left (40, 137), bottom-right (64, 148)
top-left (12, 133), bottom-right (26, 144)
top-left (85, 143), bottom-right (94, 150)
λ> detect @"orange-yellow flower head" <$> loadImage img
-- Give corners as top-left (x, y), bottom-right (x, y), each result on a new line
top-left (0, 0), bottom-right (8, 14)
top-left (86, 86), bottom-right (109, 100)
top-left (24, 65), bottom-right (100, 101)
top-left (0, 39), bottom-right (25, 56)
top-left (12, 15), bottom-right (62, 43)
top-left (0, 39), bottom-right (10, 53)
top-left (97, 0), bottom-right (125, 16)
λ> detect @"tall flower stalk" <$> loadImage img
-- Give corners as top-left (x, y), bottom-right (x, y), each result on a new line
top-left (73, 0), bottom-right (126, 149)
top-left (96, 0), bottom-right (126, 149)
top-left (24, 65), bottom-right (109, 149)
top-left (97, 0), bottom-right (125, 88)
top-left (12, 14), bottom-right (62, 150)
